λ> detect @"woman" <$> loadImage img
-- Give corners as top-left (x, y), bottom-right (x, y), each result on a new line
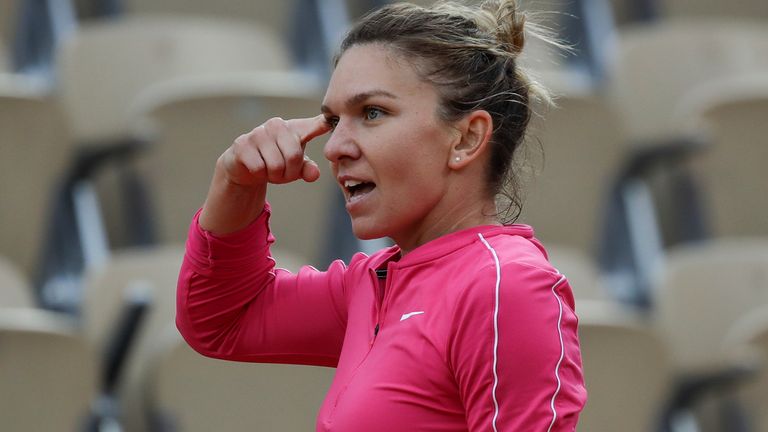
top-left (177, 1), bottom-right (587, 430)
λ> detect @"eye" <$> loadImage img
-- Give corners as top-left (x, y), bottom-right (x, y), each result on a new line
top-left (325, 116), bottom-right (339, 130)
top-left (364, 106), bottom-right (384, 121)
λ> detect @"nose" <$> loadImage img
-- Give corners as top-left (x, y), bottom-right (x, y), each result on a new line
top-left (323, 120), bottom-right (361, 163)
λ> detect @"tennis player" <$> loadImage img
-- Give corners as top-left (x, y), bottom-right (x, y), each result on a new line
top-left (177, 1), bottom-right (587, 430)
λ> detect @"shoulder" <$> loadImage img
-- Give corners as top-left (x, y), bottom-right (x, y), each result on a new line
top-left (450, 231), bottom-right (575, 313)
top-left (472, 231), bottom-right (563, 286)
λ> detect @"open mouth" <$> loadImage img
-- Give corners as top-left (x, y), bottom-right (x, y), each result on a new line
top-left (344, 179), bottom-right (376, 202)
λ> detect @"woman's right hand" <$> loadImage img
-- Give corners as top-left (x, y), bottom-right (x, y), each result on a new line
top-left (221, 115), bottom-right (332, 187)
top-left (199, 115), bottom-right (331, 234)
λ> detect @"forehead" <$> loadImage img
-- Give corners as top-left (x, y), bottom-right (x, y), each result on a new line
top-left (322, 43), bottom-right (436, 107)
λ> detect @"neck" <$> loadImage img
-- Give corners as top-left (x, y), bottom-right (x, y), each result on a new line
top-left (393, 193), bottom-right (499, 255)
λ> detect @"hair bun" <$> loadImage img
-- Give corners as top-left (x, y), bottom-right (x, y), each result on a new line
top-left (483, 0), bottom-right (527, 57)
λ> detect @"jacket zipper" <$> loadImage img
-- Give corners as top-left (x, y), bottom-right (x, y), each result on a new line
top-left (327, 266), bottom-right (394, 422)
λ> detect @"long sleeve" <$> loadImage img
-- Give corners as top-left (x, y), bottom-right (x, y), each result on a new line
top-left (448, 258), bottom-right (587, 431)
top-left (176, 206), bottom-right (357, 367)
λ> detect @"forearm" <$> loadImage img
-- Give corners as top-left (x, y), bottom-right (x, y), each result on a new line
top-left (177, 208), bottom-right (348, 366)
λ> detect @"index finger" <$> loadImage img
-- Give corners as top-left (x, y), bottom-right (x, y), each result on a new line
top-left (287, 115), bottom-right (332, 146)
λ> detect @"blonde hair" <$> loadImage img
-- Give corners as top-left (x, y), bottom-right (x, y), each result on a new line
top-left (337, 0), bottom-right (558, 222)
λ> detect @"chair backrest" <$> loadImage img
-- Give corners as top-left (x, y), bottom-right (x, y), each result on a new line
top-left (520, 85), bottom-right (625, 256)
top-left (679, 76), bottom-right (768, 238)
top-left (122, 0), bottom-right (300, 40)
top-left (659, 0), bottom-right (768, 20)
top-left (0, 38), bottom-right (8, 71)
top-left (0, 0), bottom-right (19, 45)
top-left (0, 255), bottom-right (33, 307)
top-left (55, 15), bottom-right (295, 143)
top-left (577, 300), bottom-right (671, 432)
top-left (80, 244), bottom-right (185, 431)
top-left (130, 73), bottom-right (332, 264)
top-left (81, 245), bottom-right (185, 352)
top-left (546, 244), bottom-right (607, 301)
top-left (609, 19), bottom-right (768, 143)
top-left (81, 243), bottom-right (309, 431)
top-left (146, 328), bottom-right (335, 432)
top-left (724, 305), bottom-right (768, 432)
top-left (654, 238), bottom-right (768, 374)
top-left (0, 308), bottom-right (98, 432)
top-left (0, 74), bottom-right (72, 279)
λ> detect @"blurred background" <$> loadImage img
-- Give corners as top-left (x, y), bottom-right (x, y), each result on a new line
top-left (0, 0), bottom-right (766, 430)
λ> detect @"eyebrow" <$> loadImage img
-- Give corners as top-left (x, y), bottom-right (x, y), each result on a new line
top-left (321, 89), bottom-right (398, 114)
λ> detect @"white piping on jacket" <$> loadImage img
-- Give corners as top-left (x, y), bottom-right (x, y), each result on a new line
top-left (477, 234), bottom-right (502, 432)
top-left (547, 275), bottom-right (567, 432)
top-left (478, 233), bottom-right (569, 431)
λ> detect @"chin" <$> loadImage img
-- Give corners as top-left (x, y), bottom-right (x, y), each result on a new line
top-left (350, 220), bottom-right (388, 241)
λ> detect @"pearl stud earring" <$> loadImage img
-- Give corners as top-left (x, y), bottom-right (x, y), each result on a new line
top-left (454, 157), bottom-right (461, 162)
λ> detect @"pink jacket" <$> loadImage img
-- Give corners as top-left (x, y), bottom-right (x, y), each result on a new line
top-left (177, 206), bottom-right (586, 431)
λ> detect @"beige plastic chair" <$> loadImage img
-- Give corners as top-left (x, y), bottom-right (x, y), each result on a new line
top-left (145, 327), bottom-right (335, 432)
top-left (0, 0), bottom-right (19, 46)
top-left (724, 306), bottom-right (768, 432)
top-left (519, 78), bottom-right (625, 256)
top-left (0, 38), bottom-right (8, 72)
top-left (609, 19), bottom-right (768, 144)
top-left (653, 238), bottom-right (768, 376)
top-left (546, 244), bottom-right (608, 301)
top-left (121, 0), bottom-right (300, 40)
top-left (677, 75), bottom-right (768, 238)
top-left (54, 15), bottom-right (302, 253)
top-left (55, 15), bottom-right (296, 145)
top-left (81, 244), bottom-right (185, 432)
top-left (0, 255), bottom-right (34, 307)
top-left (129, 73), bottom-right (332, 264)
top-left (0, 73), bottom-right (72, 280)
top-left (0, 307), bottom-right (98, 432)
top-left (81, 243), bottom-right (308, 431)
top-left (659, 0), bottom-right (768, 20)
top-left (577, 299), bottom-right (672, 432)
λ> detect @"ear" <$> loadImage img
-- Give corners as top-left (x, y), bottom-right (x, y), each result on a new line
top-left (448, 110), bottom-right (493, 170)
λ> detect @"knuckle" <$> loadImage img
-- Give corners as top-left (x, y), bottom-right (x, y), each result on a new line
top-left (267, 160), bottom-right (285, 176)
top-left (285, 149), bottom-right (303, 164)
top-left (232, 134), bottom-right (249, 148)
top-left (263, 117), bottom-right (285, 135)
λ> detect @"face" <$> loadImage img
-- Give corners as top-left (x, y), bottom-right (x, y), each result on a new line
top-left (321, 44), bottom-right (460, 248)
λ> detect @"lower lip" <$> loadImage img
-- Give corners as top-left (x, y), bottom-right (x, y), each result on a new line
top-left (345, 188), bottom-right (375, 213)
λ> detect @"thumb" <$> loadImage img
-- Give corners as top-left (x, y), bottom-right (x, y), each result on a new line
top-left (301, 156), bottom-right (321, 183)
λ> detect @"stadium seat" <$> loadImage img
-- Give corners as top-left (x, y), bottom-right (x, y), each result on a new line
top-left (0, 255), bottom-right (33, 308)
top-left (546, 245), bottom-right (608, 301)
top-left (0, 73), bottom-right (72, 281)
top-left (0, 307), bottom-right (98, 432)
top-left (659, 0), bottom-right (768, 20)
top-left (80, 243), bottom-right (308, 431)
top-left (128, 73), bottom-right (333, 265)
top-left (677, 75), bottom-right (768, 238)
top-left (520, 84), bottom-right (625, 258)
top-left (609, 19), bottom-right (768, 145)
top-left (654, 238), bottom-right (768, 374)
top-left (120, 0), bottom-right (301, 41)
top-left (55, 15), bottom-right (295, 145)
top-left (47, 14), bottom-right (304, 287)
top-left (0, 0), bottom-right (19, 48)
top-left (80, 244), bottom-right (185, 431)
top-left (145, 326), bottom-right (335, 432)
top-left (650, 238), bottom-right (768, 430)
top-left (577, 299), bottom-right (671, 432)
top-left (0, 38), bottom-right (8, 71)
top-left (724, 305), bottom-right (768, 432)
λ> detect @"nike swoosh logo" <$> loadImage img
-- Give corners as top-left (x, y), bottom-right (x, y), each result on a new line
top-left (400, 311), bottom-right (425, 321)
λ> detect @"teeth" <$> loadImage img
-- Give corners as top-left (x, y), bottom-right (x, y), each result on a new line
top-left (344, 180), bottom-right (363, 188)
